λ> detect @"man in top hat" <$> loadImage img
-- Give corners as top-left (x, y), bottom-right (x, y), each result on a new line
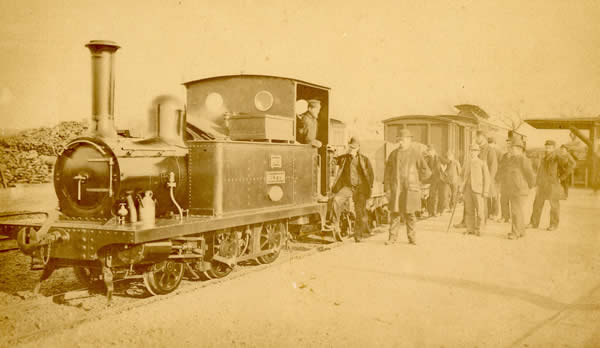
top-left (384, 129), bottom-right (431, 245)
top-left (528, 139), bottom-right (566, 231)
top-left (460, 143), bottom-right (490, 236)
top-left (328, 136), bottom-right (374, 242)
top-left (296, 99), bottom-right (322, 148)
top-left (504, 138), bottom-right (535, 239)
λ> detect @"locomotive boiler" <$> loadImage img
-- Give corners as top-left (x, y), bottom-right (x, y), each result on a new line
top-left (0, 40), bottom-right (332, 299)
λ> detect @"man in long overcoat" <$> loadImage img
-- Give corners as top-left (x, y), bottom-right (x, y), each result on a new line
top-left (496, 138), bottom-right (514, 222)
top-left (504, 138), bottom-right (535, 239)
top-left (528, 140), bottom-right (565, 231)
top-left (328, 137), bottom-right (374, 242)
top-left (384, 129), bottom-right (431, 245)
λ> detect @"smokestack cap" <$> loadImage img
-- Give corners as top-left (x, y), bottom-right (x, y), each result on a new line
top-left (85, 40), bottom-right (120, 50)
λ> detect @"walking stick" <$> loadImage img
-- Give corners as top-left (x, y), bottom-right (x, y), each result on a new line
top-left (446, 193), bottom-right (460, 233)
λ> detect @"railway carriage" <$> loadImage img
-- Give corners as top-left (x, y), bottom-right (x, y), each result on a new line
top-left (382, 105), bottom-right (525, 164)
top-left (0, 40), bottom-right (341, 299)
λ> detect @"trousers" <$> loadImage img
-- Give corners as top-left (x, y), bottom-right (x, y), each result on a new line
top-left (388, 212), bottom-right (416, 243)
top-left (464, 185), bottom-right (484, 234)
top-left (529, 191), bottom-right (560, 228)
top-left (330, 186), bottom-right (368, 240)
top-left (500, 192), bottom-right (511, 221)
top-left (508, 194), bottom-right (527, 237)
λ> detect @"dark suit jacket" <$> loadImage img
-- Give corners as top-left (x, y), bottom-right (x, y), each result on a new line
top-left (536, 150), bottom-right (565, 200)
top-left (332, 152), bottom-right (374, 196)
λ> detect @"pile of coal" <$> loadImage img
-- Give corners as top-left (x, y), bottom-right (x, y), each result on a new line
top-left (0, 121), bottom-right (86, 186)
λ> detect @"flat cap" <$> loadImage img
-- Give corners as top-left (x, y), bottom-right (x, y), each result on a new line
top-left (308, 99), bottom-right (321, 107)
top-left (545, 139), bottom-right (556, 146)
top-left (469, 143), bottom-right (480, 151)
top-left (487, 137), bottom-right (495, 144)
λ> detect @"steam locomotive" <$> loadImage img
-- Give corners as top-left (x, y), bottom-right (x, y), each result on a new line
top-left (0, 40), bottom-right (339, 299)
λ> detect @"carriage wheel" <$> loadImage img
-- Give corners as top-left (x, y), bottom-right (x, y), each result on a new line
top-left (257, 222), bottom-right (285, 264)
top-left (143, 260), bottom-right (184, 296)
top-left (206, 231), bottom-right (234, 279)
top-left (72, 266), bottom-right (104, 289)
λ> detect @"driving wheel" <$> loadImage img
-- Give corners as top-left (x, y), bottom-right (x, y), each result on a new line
top-left (257, 221), bottom-right (285, 264)
top-left (206, 230), bottom-right (234, 279)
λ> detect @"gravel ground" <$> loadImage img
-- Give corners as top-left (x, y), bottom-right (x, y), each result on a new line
top-left (1, 186), bottom-right (600, 347)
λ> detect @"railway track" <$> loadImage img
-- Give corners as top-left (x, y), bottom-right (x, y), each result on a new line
top-left (0, 233), bottom-right (359, 347)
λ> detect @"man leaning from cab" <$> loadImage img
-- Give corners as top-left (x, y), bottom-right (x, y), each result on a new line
top-left (296, 99), bottom-right (322, 148)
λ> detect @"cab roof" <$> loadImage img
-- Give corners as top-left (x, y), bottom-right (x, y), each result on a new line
top-left (183, 74), bottom-right (331, 91)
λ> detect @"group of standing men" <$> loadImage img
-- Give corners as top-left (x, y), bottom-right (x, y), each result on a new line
top-left (297, 99), bottom-right (576, 244)
top-left (383, 128), bottom-right (576, 244)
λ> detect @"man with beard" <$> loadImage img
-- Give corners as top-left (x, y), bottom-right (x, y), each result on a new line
top-left (328, 137), bottom-right (374, 242)
top-left (384, 129), bottom-right (431, 245)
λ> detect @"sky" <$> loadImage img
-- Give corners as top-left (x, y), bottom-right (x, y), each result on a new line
top-left (1, 0), bottom-right (599, 145)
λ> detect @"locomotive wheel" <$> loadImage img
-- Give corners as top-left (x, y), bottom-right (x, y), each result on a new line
top-left (257, 222), bottom-right (285, 264)
top-left (73, 266), bottom-right (104, 289)
top-left (143, 260), bottom-right (184, 296)
top-left (206, 231), bottom-right (233, 279)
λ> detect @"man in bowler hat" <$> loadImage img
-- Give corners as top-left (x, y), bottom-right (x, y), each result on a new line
top-left (460, 143), bottom-right (490, 236)
top-left (504, 138), bottom-right (535, 239)
top-left (384, 129), bottom-right (431, 245)
top-left (328, 136), bottom-right (374, 242)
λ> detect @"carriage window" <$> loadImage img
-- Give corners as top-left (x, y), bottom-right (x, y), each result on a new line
top-left (405, 125), bottom-right (427, 145)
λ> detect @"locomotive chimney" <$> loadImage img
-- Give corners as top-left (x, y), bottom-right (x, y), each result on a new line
top-left (85, 40), bottom-right (120, 138)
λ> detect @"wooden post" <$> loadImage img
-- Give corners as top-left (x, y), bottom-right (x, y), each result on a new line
top-left (590, 124), bottom-right (597, 188)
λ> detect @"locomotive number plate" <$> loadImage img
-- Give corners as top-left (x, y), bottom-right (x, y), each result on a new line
top-left (266, 171), bottom-right (285, 184)
top-left (270, 155), bottom-right (282, 168)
